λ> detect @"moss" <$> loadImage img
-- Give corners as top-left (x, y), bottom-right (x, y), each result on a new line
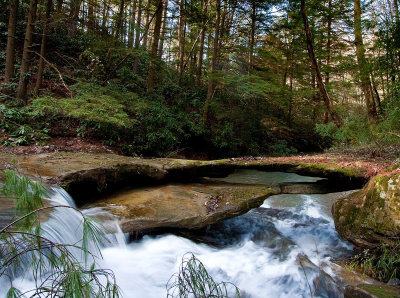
top-left (358, 284), bottom-right (400, 298)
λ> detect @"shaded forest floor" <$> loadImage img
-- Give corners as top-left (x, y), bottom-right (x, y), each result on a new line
top-left (1, 136), bottom-right (398, 177)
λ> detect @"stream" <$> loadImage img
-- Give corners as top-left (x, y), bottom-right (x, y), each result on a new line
top-left (1, 170), bottom-right (363, 297)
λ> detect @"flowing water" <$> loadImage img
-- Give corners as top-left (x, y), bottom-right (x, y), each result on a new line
top-left (1, 170), bottom-right (363, 297)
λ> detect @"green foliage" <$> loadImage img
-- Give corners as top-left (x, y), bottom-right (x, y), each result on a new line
top-left (269, 139), bottom-right (298, 156)
top-left (0, 104), bottom-right (49, 146)
top-left (167, 253), bottom-right (240, 298)
top-left (315, 107), bottom-right (400, 148)
top-left (0, 170), bottom-right (120, 297)
top-left (352, 244), bottom-right (400, 282)
top-left (130, 99), bottom-right (195, 156)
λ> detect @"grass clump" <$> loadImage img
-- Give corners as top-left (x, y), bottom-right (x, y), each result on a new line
top-left (351, 244), bottom-right (400, 282)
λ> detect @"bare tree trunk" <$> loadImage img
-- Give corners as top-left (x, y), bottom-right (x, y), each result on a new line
top-left (354, 0), bottom-right (378, 121)
top-left (101, 0), bottom-right (109, 35)
top-left (178, 0), bottom-right (185, 74)
top-left (158, 0), bottom-right (168, 57)
top-left (195, 0), bottom-right (207, 86)
top-left (34, 0), bottom-right (53, 96)
top-left (133, 0), bottom-right (142, 73)
top-left (16, 0), bottom-right (39, 100)
top-left (4, 0), bottom-right (19, 86)
top-left (248, 0), bottom-right (256, 74)
top-left (325, 0), bottom-right (332, 85)
top-left (128, 0), bottom-right (137, 47)
top-left (116, 0), bottom-right (125, 40)
top-left (143, 0), bottom-right (151, 48)
top-left (147, 0), bottom-right (163, 90)
top-left (300, 0), bottom-right (342, 127)
top-left (87, 0), bottom-right (95, 32)
top-left (203, 0), bottom-right (221, 125)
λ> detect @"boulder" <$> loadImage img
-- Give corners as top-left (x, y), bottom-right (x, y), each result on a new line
top-left (333, 173), bottom-right (400, 248)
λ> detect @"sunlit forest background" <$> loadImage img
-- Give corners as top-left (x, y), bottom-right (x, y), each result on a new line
top-left (0, 0), bottom-right (399, 158)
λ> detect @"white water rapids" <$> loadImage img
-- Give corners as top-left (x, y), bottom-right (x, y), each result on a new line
top-left (1, 170), bottom-right (361, 297)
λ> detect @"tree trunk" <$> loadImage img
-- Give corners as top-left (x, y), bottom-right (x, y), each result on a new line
top-left (133, 0), bottom-right (142, 73)
top-left (248, 0), bottom-right (256, 74)
top-left (158, 0), bottom-right (168, 57)
top-left (195, 0), bottom-right (207, 86)
top-left (128, 0), bottom-right (137, 47)
top-left (203, 0), bottom-right (221, 125)
top-left (353, 0), bottom-right (377, 121)
top-left (101, 0), bottom-right (109, 35)
top-left (4, 0), bottom-right (19, 86)
top-left (70, 0), bottom-right (81, 31)
top-left (300, 0), bottom-right (342, 127)
top-left (116, 0), bottom-right (125, 40)
top-left (143, 0), bottom-right (151, 48)
top-left (87, 0), bottom-right (95, 32)
top-left (34, 0), bottom-right (53, 96)
top-left (16, 0), bottom-right (39, 101)
top-left (178, 0), bottom-right (185, 74)
top-left (146, 0), bottom-right (163, 90)
top-left (325, 0), bottom-right (332, 85)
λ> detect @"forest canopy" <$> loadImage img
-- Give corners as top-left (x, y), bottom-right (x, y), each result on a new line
top-left (0, 0), bottom-right (399, 157)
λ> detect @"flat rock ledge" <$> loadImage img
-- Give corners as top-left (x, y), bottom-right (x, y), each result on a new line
top-left (333, 172), bottom-right (400, 248)
top-left (0, 152), bottom-right (367, 205)
top-left (84, 182), bottom-right (277, 233)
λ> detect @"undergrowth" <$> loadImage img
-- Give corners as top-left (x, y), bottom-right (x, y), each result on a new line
top-left (351, 244), bottom-right (400, 282)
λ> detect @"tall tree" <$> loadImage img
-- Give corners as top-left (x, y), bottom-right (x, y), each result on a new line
top-left (35, 0), bottom-right (53, 96)
top-left (147, 0), bottom-right (164, 90)
top-left (203, 0), bottom-right (221, 125)
top-left (4, 0), bottom-right (19, 86)
top-left (195, 0), bottom-right (208, 86)
top-left (353, 0), bottom-right (378, 121)
top-left (16, 0), bottom-right (39, 100)
top-left (177, 0), bottom-right (185, 74)
top-left (158, 0), bottom-right (168, 57)
top-left (248, 0), bottom-right (256, 74)
top-left (143, 0), bottom-right (151, 48)
top-left (133, 0), bottom-right (143, 73)
top-left (300, 0), bottom-right (342, 127)
top-left (128, 0), bottom-right (137, 47)
top-left (116, 0), bottom-right (126, 40)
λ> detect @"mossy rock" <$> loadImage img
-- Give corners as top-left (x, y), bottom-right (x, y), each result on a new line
top-left (344, 284), bottom-right (400, 298)
top-left (333, 173), bottom-right (400, 248)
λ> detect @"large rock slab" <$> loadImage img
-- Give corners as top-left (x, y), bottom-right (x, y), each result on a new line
top-left (84, 182), bottom-right (277, 233)
top-left (333, 172), bottom-right (400, 248)
top-left (0, 152), bottom-right (367, 205)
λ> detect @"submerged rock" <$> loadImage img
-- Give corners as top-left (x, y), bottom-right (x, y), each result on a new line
top-left (84, 182), bottom-right (277, 233)
top-left (333, 172), bottom-right (400, 248)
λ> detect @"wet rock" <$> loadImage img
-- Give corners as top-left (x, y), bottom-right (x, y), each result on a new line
top-left (279, 179), bottom-right (336, 194)
top-left (84, 182), bottom-right (277, 233)
top-left (333, 173), bottom-right (400, 248)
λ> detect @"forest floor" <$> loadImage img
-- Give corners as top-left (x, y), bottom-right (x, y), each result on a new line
top-left (0, 137), bottom-right (398, 177)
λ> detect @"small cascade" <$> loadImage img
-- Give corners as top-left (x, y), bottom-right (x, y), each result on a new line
top-left (0, 186), bottom-right (126, 297)
top-left (1, 170), bottom-right (367, 298)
